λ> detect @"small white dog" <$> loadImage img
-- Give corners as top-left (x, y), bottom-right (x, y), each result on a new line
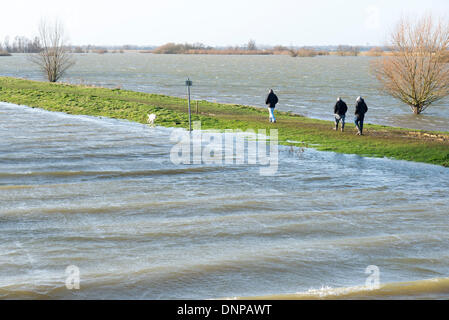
top-left (147, 113), bottom-right (157, 126)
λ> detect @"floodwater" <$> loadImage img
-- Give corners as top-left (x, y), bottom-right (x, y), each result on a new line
top-left (1, 102), bottom-right (449, 299)
top-left (0, 53), bottom-right (448, 132)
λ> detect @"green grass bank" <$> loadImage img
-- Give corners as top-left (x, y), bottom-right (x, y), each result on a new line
top-left (1, 76), bottom-right (449, 167)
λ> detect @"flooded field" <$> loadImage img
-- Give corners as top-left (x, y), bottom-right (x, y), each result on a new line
top-left (1, 102), bottom-right (449, 299)
top-left (1, 53), bottom-right (448, 132)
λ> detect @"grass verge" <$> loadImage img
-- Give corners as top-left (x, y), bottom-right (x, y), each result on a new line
top-left (1, 76), bottom-right (448, 167)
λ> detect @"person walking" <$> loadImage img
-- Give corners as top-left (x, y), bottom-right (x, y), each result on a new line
top-left (334, 97), bottom-right (348, 132)
top-left (354, 96), bottom-right (368, 135)
top-left (265, 89), bottom-right (279, 123)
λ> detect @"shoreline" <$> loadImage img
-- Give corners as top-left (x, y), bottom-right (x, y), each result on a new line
top-left (228, 276), bottom-right (449, 300)
top-left (1, 76), bottom-right (448, 167)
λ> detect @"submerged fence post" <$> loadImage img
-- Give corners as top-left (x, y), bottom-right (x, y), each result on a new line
top-left (186, 78), bottom-right (193, 132)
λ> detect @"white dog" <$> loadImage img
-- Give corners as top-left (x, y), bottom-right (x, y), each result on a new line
top-left (147, 113), bottom-right (157, 126)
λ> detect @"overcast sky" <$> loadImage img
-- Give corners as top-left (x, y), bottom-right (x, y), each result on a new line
top-left (1, 0), bottom-right (448, 46)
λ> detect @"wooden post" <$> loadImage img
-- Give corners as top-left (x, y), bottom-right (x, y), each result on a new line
top-left (196, 101), bottom-right (199, 114)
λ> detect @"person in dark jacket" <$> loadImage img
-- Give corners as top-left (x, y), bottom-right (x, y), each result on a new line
top-left (354, 96), bottom-right (368, 135)
top-left (265, 89), bottom-right (279, 123)
top-left (334, 97), bottom-right (348, 132)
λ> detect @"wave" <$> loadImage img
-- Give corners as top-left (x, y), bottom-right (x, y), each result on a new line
top-left (2, 277), bottom-right (449, 300)
top-left (228, 277), bottom-right (449, 300)
top-left (0, 166), bottom-right (230, 180)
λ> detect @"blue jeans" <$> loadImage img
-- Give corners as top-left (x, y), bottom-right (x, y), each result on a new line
top-left (354, 116), bottom-right (364, 134)
top-left (268, 107), bottom-right (276, 122)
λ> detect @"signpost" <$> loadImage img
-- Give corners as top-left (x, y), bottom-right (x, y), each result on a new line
top-left (185, 78), bottom-right (193, 132)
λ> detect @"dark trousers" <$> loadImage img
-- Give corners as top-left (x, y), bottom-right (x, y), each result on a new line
top-left (354, 115), bottom-right (365, 134)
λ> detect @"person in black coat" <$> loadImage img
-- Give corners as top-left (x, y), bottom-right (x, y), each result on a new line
top-left (354, 96), bottom-right (368, 135)
top-left (334, 97), bottom-right (348, 132)
top-left (265, 89), bottom-right (279, 123)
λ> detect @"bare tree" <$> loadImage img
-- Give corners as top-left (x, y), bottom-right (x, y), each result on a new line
top-left (3, 36), bottom-right (10, 52)
top-left (29, 19), bottom-right (75, 82)
top-left (247, 39), bottom-right (257, 51)
top-left (336, 45), bottom-right (347, 56)
top-left (372, 15), bottom-right (449, 114)
top-left (351, 46), bottom-right (360, 56)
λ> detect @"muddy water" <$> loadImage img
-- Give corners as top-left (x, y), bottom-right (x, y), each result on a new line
top-left (1, 102), bottom-right (449, 299)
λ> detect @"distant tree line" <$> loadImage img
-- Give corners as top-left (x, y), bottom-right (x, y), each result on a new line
top-left (1, 36), bottom-right (41, 53)
top-left (289, 47), bottom-right (329, 57)
top-left (151, 41), bottom-right (395, 56)
top-left (336, 45), bottom-right (361, 56)
top-left (153, 42), bottom-right (213, 54)
top-left (0, 37), bottom-right (156, 54)
top-left (71, 44), bottom-right (155, 53)
top-left (0, 35), bottom-right (394, 57)
top-left (153, 40), bottom-right (276, 55)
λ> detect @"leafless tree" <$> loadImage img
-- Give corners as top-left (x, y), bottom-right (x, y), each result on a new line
top-left (351, 46), bottom-right (360, 56)
top-left (29, 19), bottom-right (75, 82)
top-left (247, 39), bottom-right (257, 51)
top-left (336, 45), bottom-right (360, 56)
top-left (372, 15), bottom-right (449, 114)
top-left (336, 45), bottom-right (347, 56)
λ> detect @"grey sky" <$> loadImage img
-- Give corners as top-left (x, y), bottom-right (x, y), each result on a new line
top-left (1, 0), bottom-right (448, 46)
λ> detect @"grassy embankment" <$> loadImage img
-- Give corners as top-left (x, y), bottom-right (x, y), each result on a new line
top-left (1, 76), bottom-right (449, 167)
